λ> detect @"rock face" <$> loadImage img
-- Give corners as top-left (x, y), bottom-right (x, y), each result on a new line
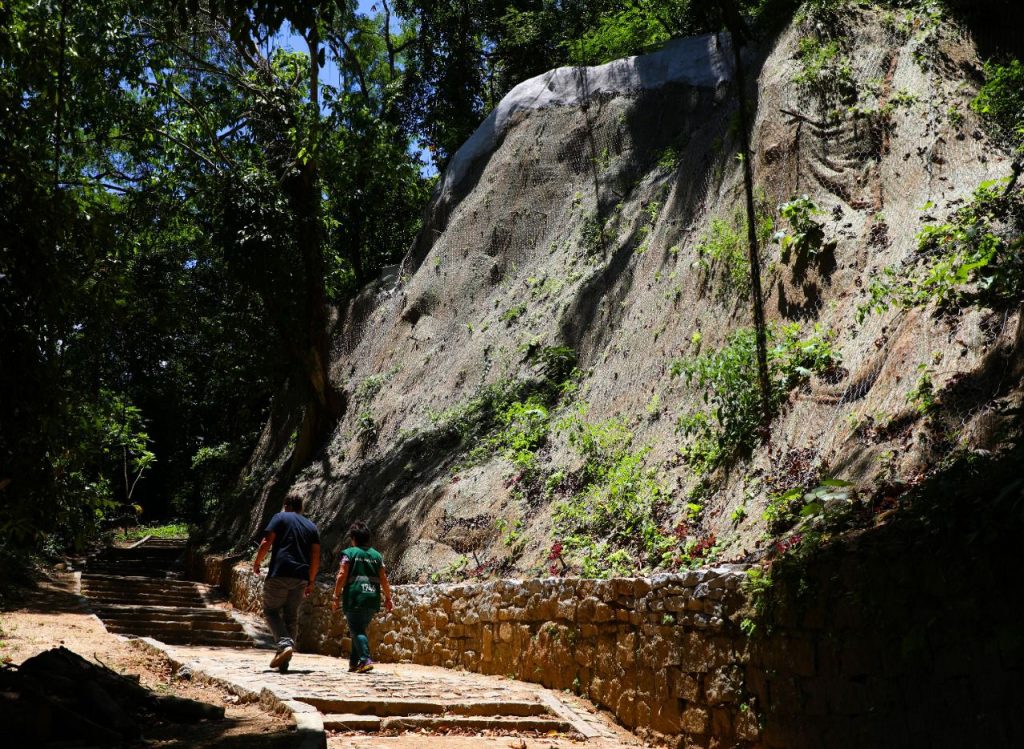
top-left (233, 8), bottom-right (1020, 582)
top-left (438, 34), bottom-right (734, 201)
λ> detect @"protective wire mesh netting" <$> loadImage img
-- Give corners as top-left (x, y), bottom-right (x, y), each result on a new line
top-left (318, 5), bottom-right (1019, 566)
top-left (751, 9), bottom-right (1014, 483)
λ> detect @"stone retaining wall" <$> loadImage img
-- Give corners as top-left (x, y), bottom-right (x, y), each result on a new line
top-left (186, 550), bottom-right (760, 746)
top-left (187, 500), bottom-right (1024, 749)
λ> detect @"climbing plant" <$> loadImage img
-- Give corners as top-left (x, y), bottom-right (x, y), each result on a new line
top-left (673, 324), bottom-right (842, 474)
top-left (858, 179), bottom-right (1024, 320)
top-left (551, 416), bottom-right (672, 578)
top-left (971, 58), bottom-right (1024, 156)
top-left (694, 199), bottom-right (774, 296)
top-left (774, 195), bottom-right (827, 263)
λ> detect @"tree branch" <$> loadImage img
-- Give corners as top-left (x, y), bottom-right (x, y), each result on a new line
top-left (150, 127), bottom-right (222, 172)
top-left (381, 0), bottom-right (397, 77)
top-left (217, 118), bottom-right (250, 142)
top-left (59, 180), bottom-right (134, 194)
top-left (166, 87), bottom-right (237, 169)
top-left (306, 20), bottom-right (320, 114)
top-left (331, 37), bottom-right (372, 109)
top-left (135, 18), bottom-right (265, 96)
top-left (779, 108), bottom-right (828, 128)
top-left (128, 465), bottom-right (146, 502)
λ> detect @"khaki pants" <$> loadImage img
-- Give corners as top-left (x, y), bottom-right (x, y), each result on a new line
top-left (263, 576), bottom-right (305, 650)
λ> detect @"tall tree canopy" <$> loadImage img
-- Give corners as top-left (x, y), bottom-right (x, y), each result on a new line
top-left (0, 0), bottom-right (434, 555)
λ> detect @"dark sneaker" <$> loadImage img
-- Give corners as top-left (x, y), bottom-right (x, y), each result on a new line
top-left (356, 659), bottom-right (374, 673)
top-left (270, 646), bottom-right (293, 670)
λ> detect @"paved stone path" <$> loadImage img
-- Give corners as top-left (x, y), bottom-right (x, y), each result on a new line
top-left (136, 642), bottom-right (643, 749)
top-left (86, 541), bottom-right (643, 748)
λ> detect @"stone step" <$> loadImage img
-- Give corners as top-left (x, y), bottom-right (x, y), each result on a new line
top-left (83, 572), bottom-right (196, 585)
top-left (83, 569), bottom-right (184, 581)
top-left (84, 571), bottom-right (184, 580)
top-left (98, 613), bottom-right (234, 627)
top-left (83, 588), bottom-right (203, 601)
top-left (101, 542), bottom-right (184, 552)
top-left (84, 590), bottom-right (201, 602)
top-left (388, 715), bottom-right (574, 732)
top-left (83, 584), bottom-right (201, 596)
top-left (300, 697), bottom-right (550, 718)
top-left (104, 618), bottom-right (242, 633)
top-left (122, 630), bottom-right (253, 646)
top-left (95, 551), bottom-right (183, 560)
top-left (84, 542), bottom-right (254, 649)
top-left (107, 558), bottom-right (183, 562)
top-left (83, 573), bottom-right (186, 586)
top-left (95, 550), bottom-right (182, 558)
top-left (132, 539), bottom-right (186, 546)
top-left (93, 548), bottom-right (183, 556)
top-left (86, 596), bottom-right (205, 607)
top-left (86, 588), bottom-right (201, 597)
top-left (93, 605), bottom-right (230, 621)
top-left (162, 636), bottom-right (252, 647)
top-left (83, 581), bottom-right (195, 591)
top-left (320, 714), bottom-right (383, 731)
top-left (83, 586), bottom-right (201, 599)
top-left (321, 714), bottom-right (574, 733)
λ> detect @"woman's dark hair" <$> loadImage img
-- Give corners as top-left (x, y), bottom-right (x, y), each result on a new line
top-left (284, 495), bottom-right (304, 513)
top-left (348, 520), bottom-right (371, 546)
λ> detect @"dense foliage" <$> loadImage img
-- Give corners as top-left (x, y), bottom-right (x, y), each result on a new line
top-left (859, 179), bottom-right (1024, 320)
top-left (0, 0), bottom-right (432, 556)
top-left (673, 325), bottom-right (841, 474)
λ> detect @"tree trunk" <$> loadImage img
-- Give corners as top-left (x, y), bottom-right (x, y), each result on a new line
top-left (719, 2), bottom-right (773, 432)
top-left (283, 157), bottom-right (347, 473)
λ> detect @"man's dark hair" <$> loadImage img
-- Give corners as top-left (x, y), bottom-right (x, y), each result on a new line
top-left (284, 495), bottom-right (304, 513)
top-left (349, 520), bottom-right (371, 546)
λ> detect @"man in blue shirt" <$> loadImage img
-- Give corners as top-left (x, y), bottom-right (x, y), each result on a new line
top-left (252, 495), bottom-right (320, 672)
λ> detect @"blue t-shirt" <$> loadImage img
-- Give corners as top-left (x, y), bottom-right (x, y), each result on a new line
top-left (265, 512), bottom-right (320, 579)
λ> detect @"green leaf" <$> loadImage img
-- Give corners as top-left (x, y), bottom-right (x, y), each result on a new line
top-left (800, 501), bottom-right (823, 517)
top-left (819, 479), bottom-right (854, 487)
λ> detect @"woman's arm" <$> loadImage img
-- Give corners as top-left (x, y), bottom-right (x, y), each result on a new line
top-left (380, 566), bottom-right (393, 613)
top-left (331, 557), bottom-right (349, 611)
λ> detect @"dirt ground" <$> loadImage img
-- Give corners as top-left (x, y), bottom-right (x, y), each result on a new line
top-left (0, 568), bottom-right (297, 748)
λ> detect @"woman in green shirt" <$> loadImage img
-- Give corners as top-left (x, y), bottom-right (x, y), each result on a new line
top-left (331, 520), bottom-right (393, 672)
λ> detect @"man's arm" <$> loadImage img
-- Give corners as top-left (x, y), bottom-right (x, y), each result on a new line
top-left (252, 531), bottom-right (276, 575)
top-left (331, 557), bottom-right (349, 611)
top-left (380, 566), bottom-right (393, 613)
top-left (305, 543), bottom-right (320, 597)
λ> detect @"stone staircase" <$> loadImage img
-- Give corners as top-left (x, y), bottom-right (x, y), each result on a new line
top-left (128, 644), bottom-right (631, 746)
top-left (305, 693), bottom-right (580, 734)
top-left (82, 539), bottom-right (253, 648)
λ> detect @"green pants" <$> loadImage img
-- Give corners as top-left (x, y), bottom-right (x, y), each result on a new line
top-left (345, 609), bottom-right (375, 668)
